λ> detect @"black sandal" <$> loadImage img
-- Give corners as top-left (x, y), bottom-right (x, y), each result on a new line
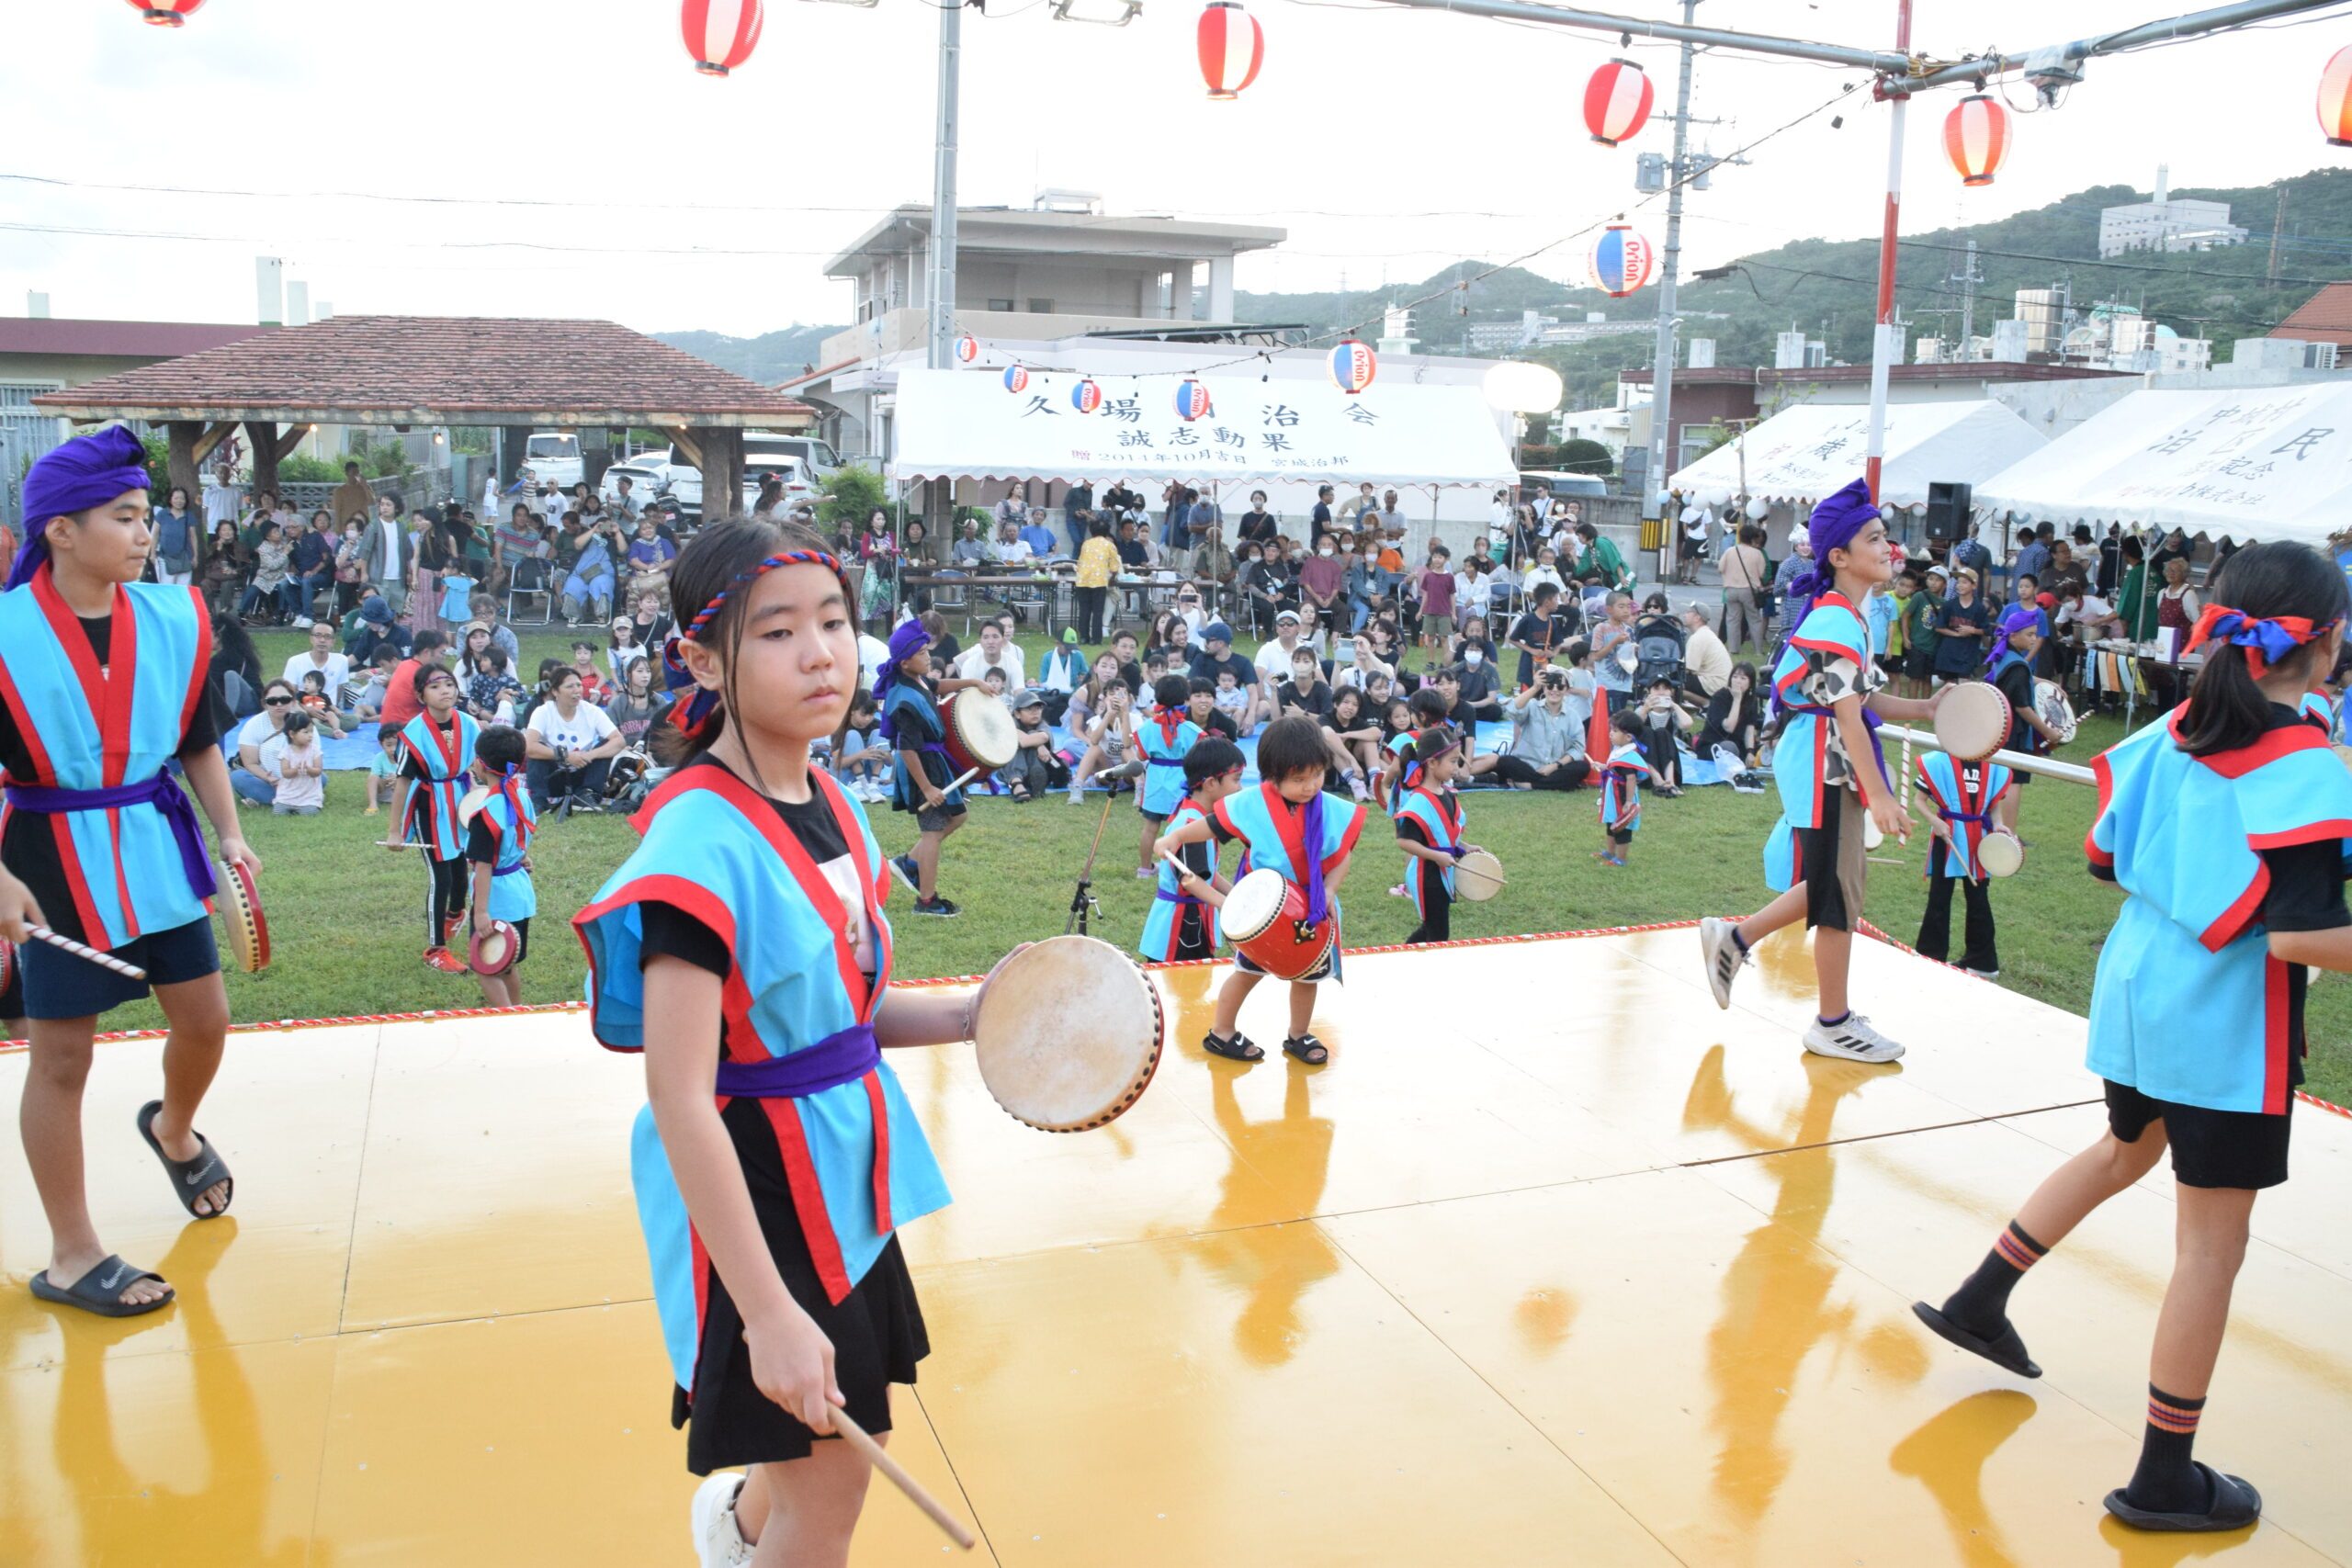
top-left (137, 1100), bottom-right (233, 1220)
top-left (29, 1254), bottom-right (175, 1317)
top-left (1911, 1301), bottom-right (2041, 1379)
top-left (2103, 1463), bottom-right (2262, 1532)
top-left (1282, 1032), bottom-right (1330, 1066)
top-left (1204, 1031), bottom-right (1263, 1062)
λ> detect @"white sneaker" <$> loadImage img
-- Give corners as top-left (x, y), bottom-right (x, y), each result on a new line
top-left (690, 1472), bottom-right (753, 1567)
top-left (292, 615), bottom-right (313, 628)
top-left (1802, 1012), bottom-right (1905, 1064)
top-left (1699, 917), bottom-right (1748, 1010)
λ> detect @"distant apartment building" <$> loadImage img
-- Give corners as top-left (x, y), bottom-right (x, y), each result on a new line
top-left (2098, 165), bottom-right (2248, 257)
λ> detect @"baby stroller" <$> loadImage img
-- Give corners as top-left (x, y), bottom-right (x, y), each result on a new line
top-left (1629, 611), bottom-right (1687, 693)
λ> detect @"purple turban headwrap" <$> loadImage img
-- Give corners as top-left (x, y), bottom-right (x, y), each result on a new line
top-left (1984, 604), bottom-right (2042, 670)
top-left (9, 424), bottom-right (152, 589)
top-left (1780, 478), bottom-right (1878, 611)
top-left (871, 618), bottom-right (935, 743)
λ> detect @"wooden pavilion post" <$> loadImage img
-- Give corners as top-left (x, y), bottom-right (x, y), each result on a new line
top-left (693, 426), bottom-right (745, 524)
top-left (245, 419), bottom-right (280, 501)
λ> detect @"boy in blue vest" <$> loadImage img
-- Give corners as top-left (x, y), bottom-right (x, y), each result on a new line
top-left (1393, 728), bottom-right (1479, 944)
top-left (1140, 739), bottom-right (1246, 964)
top-left (1156, 715), bottom-right (1365, 1066)
top-left (0, 426), bottom-right (259, 1318)
top-left (1596, 707), bottom-right (1654, 867)
top-left (1914, 750), bottom-right (2013, 977)
top-left (463, 725), bottom-right (537, 1009)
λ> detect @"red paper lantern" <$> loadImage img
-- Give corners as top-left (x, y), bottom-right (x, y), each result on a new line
top-left (1943, 94), bottom-right (2011, 187)
top-left (127, 0), bottom-right (204, 24)
top-left (1581, 59), bottom-right (1654, 147)
top-left (682, 0), bottom-right (763, 76)
top-left (2321, 46), bottom-right (2352, 147)
top-left (1198, 1), bottom-right (1263, 102)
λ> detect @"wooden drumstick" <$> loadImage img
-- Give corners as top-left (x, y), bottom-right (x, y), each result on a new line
top-left (1897, 728), bottom-right (1916, 818)
top-left (25, 924), bottom-right (147, 981)
top-left (829, 1407), bottom-right (977, 1551)
top-left (943, 766), bottom-right (982, 796)
top-left (377, 839), bottom-right (429, 850)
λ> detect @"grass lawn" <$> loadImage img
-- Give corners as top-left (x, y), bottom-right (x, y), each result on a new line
top-left (91, 623), bottom-right (2350, 1108)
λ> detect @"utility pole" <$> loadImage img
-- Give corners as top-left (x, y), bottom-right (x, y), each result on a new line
top-left (1641, 0), bottom-right (1698, 558)
top-left (1951, 238), bottom-right (1982, 351)
top-left (2266, 183), bottom-right (2288, 288)
top-left (925, 0), bottom-right (964, 371)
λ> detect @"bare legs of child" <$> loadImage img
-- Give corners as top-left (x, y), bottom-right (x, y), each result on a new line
top-left (1206, 972), bottom-right (1322, 1065)
top-left (728, 1432), bottom-right (882, 1568)
top-left (910, 817), bottom-right (961, 904)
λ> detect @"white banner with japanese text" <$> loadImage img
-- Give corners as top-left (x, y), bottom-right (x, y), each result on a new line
top-left (888, 368), bottom-right (1516, 490)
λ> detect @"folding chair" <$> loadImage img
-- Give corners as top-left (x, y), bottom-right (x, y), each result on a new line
top-left (508, 558), bottom-right (553, 626)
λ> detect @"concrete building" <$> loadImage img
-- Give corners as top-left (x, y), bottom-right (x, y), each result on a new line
top-left (2097, 166), bottom-right (2248, 257)
top-left (2269, 280), bottom-right (2352, 355)
top-left (2014, 288), bottom-right (2066, 357)
top-left (0, 312), bottom-right (272, 500)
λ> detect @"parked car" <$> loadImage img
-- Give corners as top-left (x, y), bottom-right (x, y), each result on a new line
top-left (517, 431), bottom-right (583, 490)
top-left (1517, 469), bottom-right (1610, 503)
top-left (659, 452), bottom-right (822, 520)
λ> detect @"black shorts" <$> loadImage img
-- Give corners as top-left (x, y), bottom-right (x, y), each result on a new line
top-left (1233, 938), bottom-right (1342, 984)
top-left (2106, 1079), bottom-right (2292, 1190)
top-left (20, 916), bottom-right (220, 1021)
top-left (1901, 649), bottom-right (1933, 680)
top-left (505, 916), bottom-right (531, 965)
top-left (1791, 789), bottom-right (1866, 933)
top-left (914, 802), bottom-right (965, 833)
top-left (674, 1097), bottom-right (929, 1473)
top-left (1138, 807), bottom-right (1169, 825)
top-left (1608, 827), bottom-right (1634, 847)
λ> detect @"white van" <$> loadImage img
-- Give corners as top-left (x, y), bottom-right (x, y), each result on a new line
top-left (519, 432), bottom-right (583, 490)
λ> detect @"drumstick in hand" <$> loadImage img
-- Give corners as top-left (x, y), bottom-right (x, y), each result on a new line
top-left (829, 1407), bottom-right (977, 1551)
top-left (26, 924), bottom-right (147, 981)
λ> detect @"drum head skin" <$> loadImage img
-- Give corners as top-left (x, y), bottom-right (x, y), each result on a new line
top-left (1453, 849), bottom-right (1505, 902)
top-left (469, 920), bottom-right (518, 976)
top-left (1220, 869), bottom-right (1289, 942)
top-left (456, 783), bottom-right (495, 828)
top-left (1978, 831), bottom-right (2024, 878)
top-left (220, 859), bottom-right (269, 974)
top-left (1935, 681), bottom-right (2013, 762)
top-left (972, 936), bottom-right (1164, 1134)
top-left (949, 689), bottom-right (1020, 769)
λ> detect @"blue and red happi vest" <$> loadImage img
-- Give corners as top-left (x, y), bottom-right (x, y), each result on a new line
top-left (1139, 795), bottom-right (1221, 960)
top-left (1599, 742), bottom-right (1654, 834)
top-left (398, 709), bottom-right (481, 861)
top-left (1210, 782), bottom-right (1366, 929)
top-left (2084, 706), bottom-right (2352, 1115)
top-left (1394, 784), bottom-right (1464, 918)
top-left (1917, 750), bottom-right (2013, 882)
top-left (1136, 709), bottom-right (1201, 817)
top-left (574, 765), bottom-right (950, 1395)
top-left (474, 772), bottom-right (538, 924)
top-left (1769, 591), bottom-right (1871, 830)
top-left (0, 570), bottom-right (213, 948)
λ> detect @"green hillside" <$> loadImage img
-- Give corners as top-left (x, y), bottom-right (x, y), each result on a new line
top-left (655, 323), bottom-right (844, 384)
top-left (1243, 167), bottom-right (2352, 409)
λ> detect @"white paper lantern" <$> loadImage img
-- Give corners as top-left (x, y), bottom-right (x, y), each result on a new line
top-left (1744, 497), bottom-right (1770, 520)
top-left (1481, 360), bottom-right (1565, 415)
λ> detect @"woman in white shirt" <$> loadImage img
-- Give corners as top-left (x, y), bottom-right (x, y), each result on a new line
top-left (523, 668), bottom-right (625, 814)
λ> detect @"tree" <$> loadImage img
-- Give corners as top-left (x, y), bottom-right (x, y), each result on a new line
top-left (1556, 438), bottom-right (1613, 477)
top-left (818, 463), bottom-right (888, 533)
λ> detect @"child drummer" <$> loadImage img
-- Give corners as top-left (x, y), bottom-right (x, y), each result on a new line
top-left (1136, 673), bottom-right (1204, 880)
top-left (1393, 728), bottom-right (1481, 945)
top-left (575, 519), bottom-right (966, 1567)
top-left (462, 724), bottom-right (537, 1009)
top-left (1141, 739), bottom-right (1246, 964)
top-left (1156, 715), bottom-right (1365, 1066)
top-left (0, 426), bottom-right (258, 1317)
top-left (1697, 479), bottom-right (1945, 1065)
top-left (872, 620), bottom-right (965, 918)
top-left (1913, 743), bottom-right (2014, 977)
top-left (1595, 707), bottom-right (1654, 869)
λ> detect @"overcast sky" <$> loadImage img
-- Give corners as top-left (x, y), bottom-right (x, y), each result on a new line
top-left (6, 0), bottom-right (2340, 338)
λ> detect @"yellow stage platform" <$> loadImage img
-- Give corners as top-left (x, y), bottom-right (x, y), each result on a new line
top-left (4, 925), bottom-right (2349, 1566)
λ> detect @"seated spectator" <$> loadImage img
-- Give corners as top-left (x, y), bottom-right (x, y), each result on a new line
top-left (569, 639), bottom-right (612, 707)
top-left (1452, 648), bottom-right (1505, 731)
top-left (627, 583), bottom-right (672, 649)
top-left (281, 618), bottom-right (351, 695)
top-left (349, 646), bottom-right (403, 723)
top-left (1679, 605), bottom-right (1734, 698)
top-left (607, 615), bottom-right (651, 687)
top-left (231, 679), bottom-right (301, 806)
top-left (1451, 614), bottom-right (1500, 669)
top-left (295, 671), bottom-right (347, 737)
top-left (1204, 672), bottom-right (1250, 737)
top-left (240, 522), bottom-right (299, 625)
top-left (998, 689), bottom-right (1067, 802)
top-left (1334, 634), bottom-right (1395, 694)
top-left (1185, 621), bottom-right (1263, 736)
top-left (949, 619), bottom-right (1025, 691)
top-left (200, 520), bottom-right (250, 618)
top-left (833, 690), bottom-right (893, 803)
top-left (1695, 660), bottom-right (1764, 773)
top-left (264, 710), bottom-right (326, 816)
top-left (524, 667), bottom-right (625, 813)
top-left (1065, 676), bottom-right (1136, 802)
top-left (332, 517), bottom-right (371, 620)
top-left (289, 510), bottom-right (339, 626)
top-left (1320, 684), bottom-right (1382, 799)
top-left (1492, 669), bottom-right (1591, 790)
top-left (363, 727), bottom-right (402, 815)
top-left (1634, 675), bottom-right (1690, 794)
top-left (467, 647), bottom-right (526, 724)
top-left (603, 656), bottom-right (671, 746)
top-left (344, 592), bottom-right (412, 666)
top-left (561, 517), bottom-right (616, 625)
top-left (1035, 627), bottom-right (1087, 726)
top-left (468, 597), bottom-right (523, 670)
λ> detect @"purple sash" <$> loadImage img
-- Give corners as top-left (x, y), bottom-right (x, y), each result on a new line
top-left (6, 773), bottom-right (219, 903)
top-left (1299, 789), bottom-right (1330, 926)
top-left (714, 1023), bottom-right (878, 1100)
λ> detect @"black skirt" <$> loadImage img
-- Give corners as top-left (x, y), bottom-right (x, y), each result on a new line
top-left (673, 1096), bottom-right (931, 1474)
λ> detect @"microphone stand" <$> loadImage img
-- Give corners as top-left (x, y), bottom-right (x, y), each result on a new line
top-left (1067, 789), bottom-right (1117, 937)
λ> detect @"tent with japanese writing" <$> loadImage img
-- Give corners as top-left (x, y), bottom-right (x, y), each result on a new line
top-left (1973, 383), bottom-right (2352, 546)
top-left (887, 367), bottom-right (1516, 490)
top-left (1666, 397), bottom-right (2046, 509)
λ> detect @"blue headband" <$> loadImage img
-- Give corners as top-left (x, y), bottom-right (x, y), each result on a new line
top-left (10, 425), bottom-right (151, 589)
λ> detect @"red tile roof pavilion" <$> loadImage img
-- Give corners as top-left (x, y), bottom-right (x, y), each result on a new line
top-left (33, 315), bottom-right (811, 429)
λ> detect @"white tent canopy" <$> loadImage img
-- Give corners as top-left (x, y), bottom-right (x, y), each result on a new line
top-left (888, 367), bottom-right (1515, 489)
top-left (1668, 398), bottom-right (2047, 509)
top-left (1974, 384), bottom-right (2352, 546)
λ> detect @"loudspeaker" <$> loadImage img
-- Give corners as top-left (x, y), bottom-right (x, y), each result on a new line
top-left (1924, 480), bottom-right (1972, 544)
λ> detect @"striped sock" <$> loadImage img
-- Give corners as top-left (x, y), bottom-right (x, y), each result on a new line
top-left (1941, 1221), bottom-right (2047, 1334)
top-left (2125, 1386), bottom-right (2210, 1514)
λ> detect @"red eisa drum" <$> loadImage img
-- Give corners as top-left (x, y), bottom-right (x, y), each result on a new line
top-left (1219, 868), bottom-right (1337, 980)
